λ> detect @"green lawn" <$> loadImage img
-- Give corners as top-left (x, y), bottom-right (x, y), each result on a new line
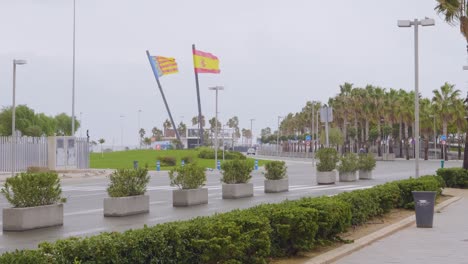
top-left (90, 149), bottom-right (268, 170)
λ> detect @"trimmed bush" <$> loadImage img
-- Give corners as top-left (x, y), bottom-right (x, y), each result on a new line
top-left (316, 148), bottom-right (339, 172)
top-left (248, 203), bottom-right (319, 257)
top-left (395, 175), bottom-right (444, 209)
top-left (221, 159), bottom-right (254, 184)
top-left (106, 168), bottom-right (150, 197)
top-left (198, 148), bottom-right (246, 160)
top-left (337, 153), bottom-right (358, 173)
top-left (436, 168), bottom-right (468, 188)
top-left (293, 196), bottom-right (352, 241)
top-left (358, 153), bottom-right (376, 171)
top-left (264, 161), bottom-right (287, 180)
top-left (181, 155), bottom-right (194, 164)
top-left (169, 163), bottom-right (206, 189)
top-left (335, 189), bottom-right (381, 225)
top-left (159, 156), bottom-right (176, 166)
top-left (1, 172), bottom-right (66, 208)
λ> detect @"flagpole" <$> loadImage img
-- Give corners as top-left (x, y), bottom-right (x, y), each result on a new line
top-left (192, 44), bottom-right (204, 146)
top-left (146, 50), bottom-right (183, 149)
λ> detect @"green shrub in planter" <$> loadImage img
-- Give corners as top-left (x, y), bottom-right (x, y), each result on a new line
top-left (395, 175), bottom-right (444, 209)
top-left (248, 203), bottom-right (319, 257)
top-left (335, 189), bottom-right (382, 225)
top-left (107, 168), bottom-right (150, 197)
top-left (1, 172), bottom-right (66, 208)
top-left (198, 148), bottom-right (246, 160)
top-left (159, 156), bottom-right (176, 166)
top-left (316, 148), bottom-right (339, 172)
top-left (264, 161), bottom-right (287, 180)
top-left (221, 159), bottom-right (254, 184)
top-left (436, 168), bottom-right (468, 188)
top-left (336, 153), bottom-right (358, 173)
top-left (358, 153), bottom-right (376, 171)
top-left (169, 163), bottom-right (206, 189)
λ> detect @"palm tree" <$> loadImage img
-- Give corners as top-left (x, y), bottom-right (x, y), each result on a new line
top-left (151, 127), bottom-right (163, 141)
top-left (98, 138), bottom-right (105, 157)
top-left (435, 1), bottom-right (468, 43)
top-left (452, 99), bottom-right (466, 159)
top-left (177, 122), bottom-right (187, 137)
top-left (138, 128), bottom-right (145, 149)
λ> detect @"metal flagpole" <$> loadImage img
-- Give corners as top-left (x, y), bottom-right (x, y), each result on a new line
top-left (146, 50), bottom-right (182, 148)
top-left (192, 44), bottom-right (204, 146)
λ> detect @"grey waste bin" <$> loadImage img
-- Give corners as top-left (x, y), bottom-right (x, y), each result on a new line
top-left (412, 191), bottom-right (436, 228)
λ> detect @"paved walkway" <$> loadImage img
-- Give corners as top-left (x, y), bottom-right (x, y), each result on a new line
top-left (336, 189), bottom-right (468, 264)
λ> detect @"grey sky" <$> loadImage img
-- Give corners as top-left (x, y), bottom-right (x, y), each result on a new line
top-left (0, 0), bottom-right (467, 146)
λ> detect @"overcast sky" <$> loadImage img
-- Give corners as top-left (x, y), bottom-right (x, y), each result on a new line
top-left (1, 0), bottom-right (467, 146)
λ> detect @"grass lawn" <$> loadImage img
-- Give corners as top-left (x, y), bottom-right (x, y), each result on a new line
top-left (90, 149), bottom-right (268, 170)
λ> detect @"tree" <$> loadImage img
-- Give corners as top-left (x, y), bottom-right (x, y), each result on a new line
top-left (432, 82), bottom-right (461, 138)
top-left (319, 127), bottom-right (344, 147)
top-left (143, 137), bottom-right (152, 146)
top-left (55, 113), bottom-right (80, 136)
top-left (98, 138), bottom-right (105, 157)
top-left (177, 122), bottom-right (187, 137)
top-left (435, 0), bottom-right (468, 43)
top-left (151, 127), bottom-right (163, 141)
top-left (163, 119), bottom-right (172, 136)
top-left (139, 128), bottom-right (145, 148)
top-left (191, 115), bottom-right (205, 128)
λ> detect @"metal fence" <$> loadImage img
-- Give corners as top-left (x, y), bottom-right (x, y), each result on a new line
top-left (0, 136), bottom-right (90, 172)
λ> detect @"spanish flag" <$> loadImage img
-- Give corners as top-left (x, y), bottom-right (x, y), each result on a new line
top-left (193, 49), bottom-right (220, 74)
top-left (151, 56), bottom-right (179, 77)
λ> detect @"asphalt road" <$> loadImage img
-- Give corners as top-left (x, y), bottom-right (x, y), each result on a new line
top-left (0, 157), bottom-right (461, 253)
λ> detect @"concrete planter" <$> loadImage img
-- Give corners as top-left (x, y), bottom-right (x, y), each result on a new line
top-left (222, 183), bottom-right (254, 199)
top-left (264, 178), bottom-right (289, 193)
top-left (339, 171), bottom-right (358, 182)
top-left (173, 188), bottom-right (208, 207)
top-left (3, 204), bottom-right (63, 231)
top-left (104, 195), bottom-right (149, 217)
top-left (316, 170), bottom-right (337, 185)
top-left (359, 170), bottom-right (373, 180)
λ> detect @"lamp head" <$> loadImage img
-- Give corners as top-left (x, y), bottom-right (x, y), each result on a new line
top-left (397, 20), bottom-right (412, 27)
top-left (421, 18), bottom-right (435, 26)
top-left (14, 59), bottom-right (27, 65)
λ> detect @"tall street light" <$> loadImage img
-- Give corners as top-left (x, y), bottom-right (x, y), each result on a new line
top-left (398, 17), bottom-right (435, 178)
top-left (12, 59), bottom-right (27, 176)
top-left (72, 0), bottom-right (77, 136)
top-left (209, 86), bottom-right (224, 168)
top-left (250, 118), bottom-right (255, 147)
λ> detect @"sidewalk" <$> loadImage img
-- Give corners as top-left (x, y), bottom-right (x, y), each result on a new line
top-left (0, 169), bottom-right (113, 182)
top-left (335, 188), bottom-right (468, 264)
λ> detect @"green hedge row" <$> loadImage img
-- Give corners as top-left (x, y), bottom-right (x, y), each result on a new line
top-left (0, 176), bottom-right (444, 263)
top-left (436, 168), bottom-right (468, 188)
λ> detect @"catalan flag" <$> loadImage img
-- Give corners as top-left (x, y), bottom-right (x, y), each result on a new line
top-left (193, 49), bottom-right (220, 74)
top-left (151, 56), bottom-right (179, 77)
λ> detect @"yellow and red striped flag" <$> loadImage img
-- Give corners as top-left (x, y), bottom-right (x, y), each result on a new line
top-left (193, 49), bottom-right (220, 74)
top-left (151, 56), bottom-right (179, 77)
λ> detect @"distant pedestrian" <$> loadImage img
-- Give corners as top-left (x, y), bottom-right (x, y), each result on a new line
top-left (359, 147), bottom-right (365, 154)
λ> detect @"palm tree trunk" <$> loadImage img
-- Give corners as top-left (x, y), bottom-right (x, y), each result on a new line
top-left (399, 120), bottom-right (403, 158)
top-left (463, 131), bottom-right (468, 170)
top-left (404, 122), bottom-right (410, 160)
top-left (443, 121), bottom-right (448, 161)
top-left (354, 114), bottom-right (358, 152)
top-left (424, 135), bottom-right (429, 161)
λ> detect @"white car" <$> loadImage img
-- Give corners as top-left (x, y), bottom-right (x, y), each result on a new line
top-left (247, 148), bottom-right (256, 155)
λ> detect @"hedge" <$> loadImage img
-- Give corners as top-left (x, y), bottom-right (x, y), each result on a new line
top-left (0, 176), bottom-right (445, 263)
top-left (436, 168), bottom-right (468, 188)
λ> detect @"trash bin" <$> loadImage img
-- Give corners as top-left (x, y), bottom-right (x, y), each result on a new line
top-left (412, 191), bottom-right (436, 228)
top-left (133, 160), bottom-right (138, 169)
top-left (440, 160), bottom-right (444, 168)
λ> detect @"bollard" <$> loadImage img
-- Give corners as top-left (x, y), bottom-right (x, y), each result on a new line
top-left (181, 160), bottom-right (185, 167)
top-left (133, 160), bottom-right (138, 169)
top-left (254, 160), bottom-right (258, 170)
top-left (156, 161), bottom-right (160, 171)
top-left (217, 160), bottom-right (221, 170)
top-left (440, 160), bottom-right (445, 168)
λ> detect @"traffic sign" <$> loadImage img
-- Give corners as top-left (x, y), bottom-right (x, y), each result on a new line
top-left (306, 135), bottom-right (311, 141)
top-left (441, 135), bottom-right (447, 141)
top-left (306, 141), bottom-right (310, 146)
top-left (441, 140), bottom-right (446, 145)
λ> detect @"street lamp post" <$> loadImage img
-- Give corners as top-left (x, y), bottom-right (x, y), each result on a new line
top-left (209, 86), bottom-right (224, 168)
top-left (250, 119), bottom-right (255, 147)
top-left (72, 0), bottom-right (76, 136)
top-left (12, 59), bottom-right (27, 177)
top-left (398, 17), bottom-right (435, 178)
top-left (120, 115), bottom-right (124, 149)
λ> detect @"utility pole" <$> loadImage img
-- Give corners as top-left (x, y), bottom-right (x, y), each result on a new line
top-left (250, 119), bottom-right (255, 147)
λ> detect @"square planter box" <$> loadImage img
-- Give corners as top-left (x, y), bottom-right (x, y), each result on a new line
top-left (359, 170), bottom-right (373, 180)
top-left (173, 188), bottom-right (208, 207)
top-left (339, 171), bottom-right (357, 182)
top-left (264, 179), bottom-right (289, 193)
top-left (222, 183), bottom-right (254, 199)
top-left (3, 204), bottom-right (63, 231)
top-left (316, 170), bottom-right (337, 185)
top-left (104, 195), bottom-right (149, 217)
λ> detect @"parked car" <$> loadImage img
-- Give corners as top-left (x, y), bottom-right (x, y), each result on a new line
top-left (247, 148), bottom-right (256, 155)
